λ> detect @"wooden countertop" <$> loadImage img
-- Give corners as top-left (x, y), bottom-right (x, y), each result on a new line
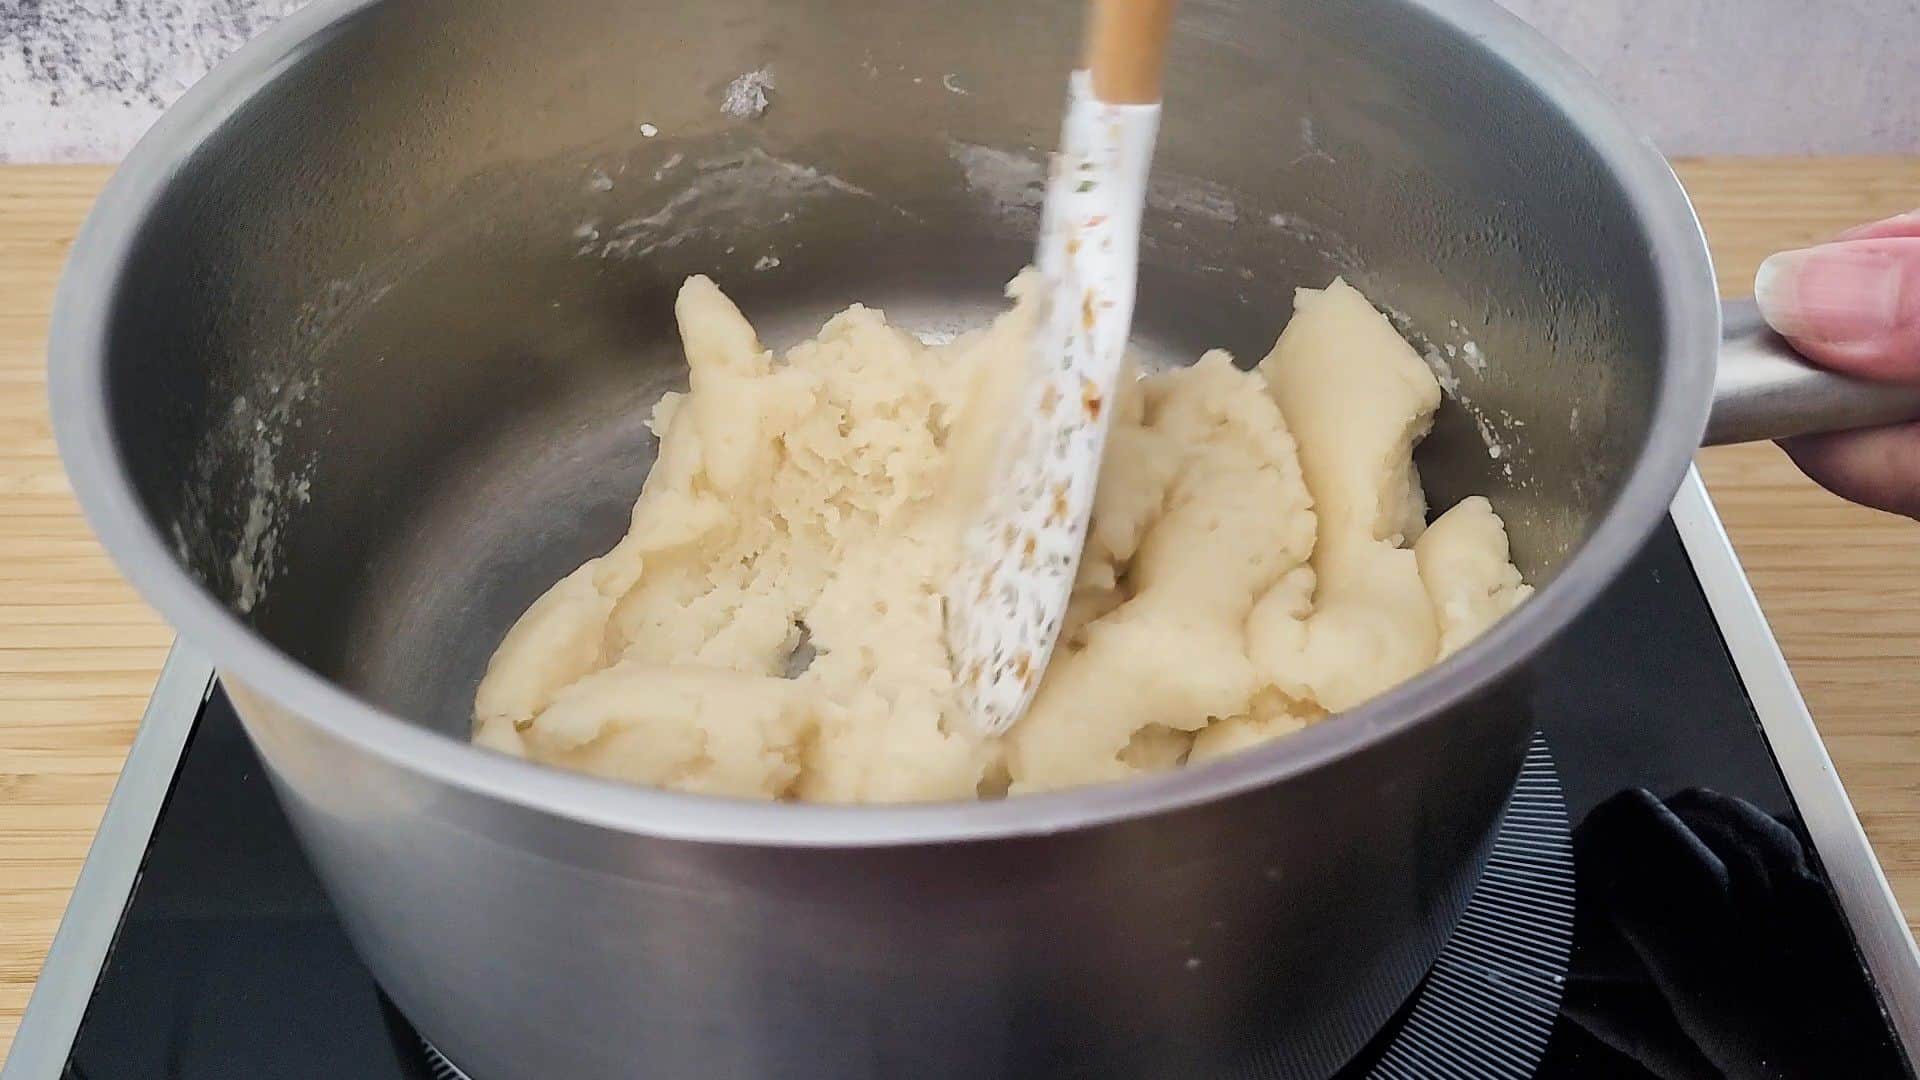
top-left (2, 160), bottom-right (1917, 1057)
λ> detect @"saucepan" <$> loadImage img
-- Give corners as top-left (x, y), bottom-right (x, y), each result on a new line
top-left (47, 0), bottom-right (1920, 1076)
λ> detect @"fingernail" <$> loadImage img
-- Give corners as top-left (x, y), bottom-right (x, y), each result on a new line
top-left (1755, 245), bottom-right (1909, 346)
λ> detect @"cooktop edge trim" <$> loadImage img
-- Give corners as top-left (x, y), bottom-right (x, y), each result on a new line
top-left (1671, 465), bottom-right (1920, 1062)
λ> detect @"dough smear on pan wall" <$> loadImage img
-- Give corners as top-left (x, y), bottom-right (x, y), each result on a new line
top-left (471, 273), bottom-right (1531, 803)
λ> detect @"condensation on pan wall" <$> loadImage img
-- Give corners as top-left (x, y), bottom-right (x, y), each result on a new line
top-left (1, 0), bottom-right (1916, 161)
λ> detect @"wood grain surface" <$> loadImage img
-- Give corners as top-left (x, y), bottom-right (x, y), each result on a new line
top-left (0, 160), bottom-right (1916, 1060)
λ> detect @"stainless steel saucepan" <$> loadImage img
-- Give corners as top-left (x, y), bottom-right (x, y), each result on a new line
top-left (47, 0), bottom-right (1920, 1076)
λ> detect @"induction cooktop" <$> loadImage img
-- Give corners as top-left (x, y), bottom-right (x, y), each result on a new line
top-left (6, 471), bottom-right (1919, 1079)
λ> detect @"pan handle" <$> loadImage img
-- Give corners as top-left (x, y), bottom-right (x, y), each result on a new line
top-left (1705, 297), bottom-right (1920, 446)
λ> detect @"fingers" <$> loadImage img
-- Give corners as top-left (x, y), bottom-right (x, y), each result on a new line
top-left (1753, 234), bottom-right (1920, 379)
top-left (1780, 421), bottom-right (1920, 520)
top-left (1758, 212), bottom-right (1920, 518)
top-left (1837, 209), bottom-right (1920, 243)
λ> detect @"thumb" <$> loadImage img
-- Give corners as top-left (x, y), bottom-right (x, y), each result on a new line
top-left (1754, 228), bottom-right (1920, 380)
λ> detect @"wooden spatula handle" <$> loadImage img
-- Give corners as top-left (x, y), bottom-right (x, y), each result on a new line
top-left (1084, 0), bottom-right (1177, 104)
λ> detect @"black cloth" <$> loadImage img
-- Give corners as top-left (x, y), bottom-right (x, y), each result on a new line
top-left (1555, 787), bottom-right (1908, 1078)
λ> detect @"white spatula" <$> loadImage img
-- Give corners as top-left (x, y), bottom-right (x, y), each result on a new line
top-left (947, 0), bottom-right (1176, 736)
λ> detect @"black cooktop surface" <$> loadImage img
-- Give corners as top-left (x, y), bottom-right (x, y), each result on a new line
top-left (52, 520), bottom-right (1917, 1078)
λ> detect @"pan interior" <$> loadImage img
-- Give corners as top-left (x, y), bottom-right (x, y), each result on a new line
top-left (99, 0), bottom-right (1669, 740)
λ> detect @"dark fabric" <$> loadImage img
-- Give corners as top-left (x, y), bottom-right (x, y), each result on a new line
top-left (1561, 787), bottom-right (1909, 1079)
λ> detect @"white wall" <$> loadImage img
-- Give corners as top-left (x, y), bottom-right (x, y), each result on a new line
top-left (1497, 0), bottom-right (1919, 155)
top-left (2, 0), bottom-right (1916, 161)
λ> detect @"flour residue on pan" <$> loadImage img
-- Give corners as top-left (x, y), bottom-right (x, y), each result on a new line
top-left (947, 140), bottom-right (1242, 231)
top-left (721, 67), bottom-right (775, 119)
top-left (1289, 116), bottom-right (1336, 167)
top-left (580, 149), bottom-right (877, 261)
top-left (172, 372), bottom-right (319, 615)
top-left (947, 140), bottom-right (1045, 219)
top-left (1147, 174), bottom-right (1240, 224)
top-left (231, 378), bottom-right (316, 612)
top-left (1265, 211), bottom-right (1365, 271)
top-left (169, 273), bottom-right (391, 615)
top-left (1388, 307), bottom-right (1523, 475)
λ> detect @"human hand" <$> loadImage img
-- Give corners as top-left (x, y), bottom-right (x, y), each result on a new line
top-left (1754, 211), bottom-right (1920, 518)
